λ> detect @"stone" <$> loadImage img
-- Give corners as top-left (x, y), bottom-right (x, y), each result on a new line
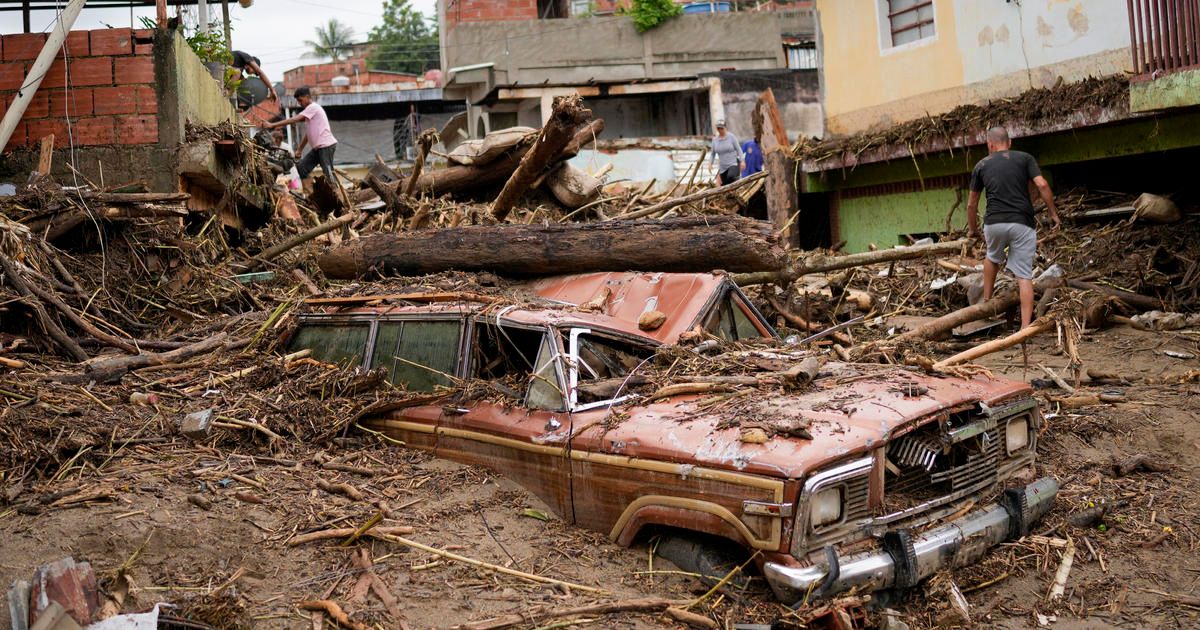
top-left (637, 310), bottom-right (667, 331)
top-left (180, 408), bottom-right (213, 440)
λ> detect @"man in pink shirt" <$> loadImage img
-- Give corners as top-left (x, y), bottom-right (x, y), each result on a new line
top-left (264, 87), bottom-right (338, 182)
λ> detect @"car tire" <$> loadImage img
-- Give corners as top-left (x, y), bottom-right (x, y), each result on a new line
top-left (652, 531), bottom-right (751, 587)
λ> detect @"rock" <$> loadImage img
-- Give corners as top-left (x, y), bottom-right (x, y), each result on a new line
top-left (1133, 192), bottom-right (1181, 224)
top-left (637, 310), bottom-right (667, 331)
top-left (879, 609), bottom-right (911, 630)
top-left (180, 408), bottom-right (213, 440)
top-left (739, 428), bottom-right (768, 444)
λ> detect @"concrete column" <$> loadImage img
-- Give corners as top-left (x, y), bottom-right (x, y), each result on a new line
top-left (706, 76), bottom-right (726, 131)
top-left (199, 0), bottom-right (209, 33)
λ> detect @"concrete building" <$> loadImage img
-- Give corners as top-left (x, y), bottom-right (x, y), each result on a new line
top-left (801, 0), bottom-right (1200, 252)
top-left (438, 0), bottom-right (821, 188)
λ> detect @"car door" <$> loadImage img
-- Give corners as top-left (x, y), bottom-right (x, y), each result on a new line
top-left (435, 320), bottom-right (574, 521)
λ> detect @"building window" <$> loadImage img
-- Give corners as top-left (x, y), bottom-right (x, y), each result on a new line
top-left (885, 0), bottom-right (935, 47)
top-left (571, 0), bottom-right (591, 16)
top-left (785, 44), bottom-right (818, 70)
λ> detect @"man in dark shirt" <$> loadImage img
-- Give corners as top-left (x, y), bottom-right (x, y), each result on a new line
top-left (966, 126), bottom-right (1061, 328)
top-left (230, 50), bottom-right (278, 103)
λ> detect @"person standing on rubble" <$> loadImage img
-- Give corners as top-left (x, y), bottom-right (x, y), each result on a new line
top-left (710, 120), bottom-right (744, 186)
top-left (263, 87), bottom-right (339, 184)
top-left (966, 126), bottom-right (1062, 329)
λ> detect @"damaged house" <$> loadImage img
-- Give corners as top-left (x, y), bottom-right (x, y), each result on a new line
top-left (797, 0), bottom-right (1200, 252)
top-left (437, 0), bottom-right (822, 193)
top-left (0, 7), bottom-right (276, 233)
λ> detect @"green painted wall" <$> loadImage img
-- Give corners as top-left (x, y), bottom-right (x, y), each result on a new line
top-left (812, 109), bottom-right (1200, 252)
top-left (837, 188), bottom-right (981, 253)
top-left (1130, 69), bottom-right (1200, 113)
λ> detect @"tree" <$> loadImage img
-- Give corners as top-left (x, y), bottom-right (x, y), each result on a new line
top-left (305, 19), bottom-right (356, 61)
top-left (368, 0), bottom-right (439, 75)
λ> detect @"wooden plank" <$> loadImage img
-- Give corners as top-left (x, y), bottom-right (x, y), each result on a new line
top-left (36, 133), bottom-right (54, 175)
top-left (757, 88), bottom-right (789, 154)
top-left (764, 152), bottom-right (797, 249)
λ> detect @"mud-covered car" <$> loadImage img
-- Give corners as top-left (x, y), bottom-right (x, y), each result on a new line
top-left (288, 272), bottom-right (1056, 603)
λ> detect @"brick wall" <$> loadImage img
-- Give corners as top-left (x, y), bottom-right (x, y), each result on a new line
top-left (446, 0), bottom-right (538, 25)
top-left (0, 27), bottom-right (158, 149)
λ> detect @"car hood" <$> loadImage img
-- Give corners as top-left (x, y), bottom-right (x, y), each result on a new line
top-left (570, 364), bottom-right (1031, 480)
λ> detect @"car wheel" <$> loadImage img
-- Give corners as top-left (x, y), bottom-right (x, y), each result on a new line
top-left (652, 531), bottom-right (752, 588)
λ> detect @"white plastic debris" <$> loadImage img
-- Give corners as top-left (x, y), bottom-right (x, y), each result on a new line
top-left (86, 604), bottom-right (169, 630)
top-left (930, 274), bottom-right (957, 290)
top-left (1036, 264), bottom-right (1064, 282)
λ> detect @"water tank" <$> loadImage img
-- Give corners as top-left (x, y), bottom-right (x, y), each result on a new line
top-left (683, 2), bottom-right (731, 13)
top-left (330, 75), bottom-right (351, 87)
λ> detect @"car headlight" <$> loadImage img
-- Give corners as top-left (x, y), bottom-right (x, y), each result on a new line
top-left (1006, 417), bottom-right (1030, 454)
top-left (810, 486), bottom-right (843, 528)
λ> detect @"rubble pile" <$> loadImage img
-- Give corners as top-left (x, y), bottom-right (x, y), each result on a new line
top-left (2, 90), bottom-right (1199, 629)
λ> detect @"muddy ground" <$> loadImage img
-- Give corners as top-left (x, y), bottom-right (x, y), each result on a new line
top-left (2, 324), bottom-right (1198, 629)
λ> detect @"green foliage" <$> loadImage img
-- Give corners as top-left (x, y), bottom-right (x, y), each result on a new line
top-left (188, 29), bottom-right (233, 65)
top-left (367, 0), bottom-right (439, 75)
top-left (138, 15), bottom-right (232, 65)
top-left (305, 18), bottom-right (356, 61)
top-left (625, 0), bottom-right (682, 32)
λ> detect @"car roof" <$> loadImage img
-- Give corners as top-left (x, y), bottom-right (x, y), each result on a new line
top-left (520, 272), bottom-right (727, 344)
top-left (302, 272), bottom-right (736, 345)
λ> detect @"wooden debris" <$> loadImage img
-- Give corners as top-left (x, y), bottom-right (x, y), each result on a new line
top-left (492, 95), bottom-right (591, 221)
top-left (931, 319), bottom-right (1053, 369)
top-left (733, 238), bottom-right (969, 286)
top-left (456, 598), bottom-right (687, 630)
top-left (287, 526), bottom-right (415, 547)
top-left (297, 600), bottom-right (367, 630)
top-left (1112, 453), bottom-right (1172, 477)
top-left (665, 607), bottom-right (719, 630)
top-left (186, 494), bottom-right (213, 510)
top-left (1048, 539), bottom-right (1076, 601)
top-left (315, 478), bottom-right (364, 501)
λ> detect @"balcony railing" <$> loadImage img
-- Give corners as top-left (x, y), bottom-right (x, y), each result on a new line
top-left (1128, 0), bottom-right (1200, 78)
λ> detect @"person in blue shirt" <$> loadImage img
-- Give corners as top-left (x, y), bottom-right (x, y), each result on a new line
top-left (741, 138), bottom-right (764, 177)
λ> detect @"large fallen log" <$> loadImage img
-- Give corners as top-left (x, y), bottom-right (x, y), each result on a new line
top-left (732, 238), bottom-right (969, 286)
top-left (317, 215), bottom-right (786, 279)
top-left (893, 290), bottom-right (1020, 343)
top-left (492, 95), bottom-right (591, 220)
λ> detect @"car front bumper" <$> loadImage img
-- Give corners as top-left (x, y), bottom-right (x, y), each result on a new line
top-left (764, 477), bottom-right (1058, 604)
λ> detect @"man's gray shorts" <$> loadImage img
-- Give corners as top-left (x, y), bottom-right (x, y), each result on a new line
top-left (983, 222), bottom-right (1037, 280)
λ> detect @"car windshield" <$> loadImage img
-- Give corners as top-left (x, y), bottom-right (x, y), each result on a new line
top-left (371, 320), bottom-right (462, 391)
top-left (289, 323), bottom-right (370, 368)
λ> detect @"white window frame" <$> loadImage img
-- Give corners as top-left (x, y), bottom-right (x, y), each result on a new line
top-left (877, 0), bottom-right (938, 55)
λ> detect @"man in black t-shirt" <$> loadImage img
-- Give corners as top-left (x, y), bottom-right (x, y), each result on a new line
top-left (966, 126), bottom-right (1061, 328)
top-left (230, 50), bottom-right (278, 103)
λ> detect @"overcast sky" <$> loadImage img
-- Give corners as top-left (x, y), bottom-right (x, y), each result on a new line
top-left (0, 0), bottom-right (438, 83)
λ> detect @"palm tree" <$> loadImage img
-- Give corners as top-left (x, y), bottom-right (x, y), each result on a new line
top-left (304, 19), bottom-right (356, 61)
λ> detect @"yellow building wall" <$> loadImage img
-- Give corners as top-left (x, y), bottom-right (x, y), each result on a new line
top-left (817, 0), bottom-right (1132, 136)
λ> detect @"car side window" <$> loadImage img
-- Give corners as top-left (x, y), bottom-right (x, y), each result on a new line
top-left (705, 292), bottom-right (768, 341)
top-left (470, 320), bottom-right (565, 411)
top-left (371, 320), bottom-right (462, 392)
top-left (290, 323), bottom-right (370, 368)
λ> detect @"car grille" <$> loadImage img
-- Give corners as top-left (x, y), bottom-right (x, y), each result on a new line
top-left (842, 474), bottom-right (871, 522)
top-left (885, 422), bottom-right (1001, 511)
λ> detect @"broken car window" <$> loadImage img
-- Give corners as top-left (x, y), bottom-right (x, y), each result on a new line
top-left (290, 323), bottom-right (369, 368)
top-left (569, 331), bottom-right (652, 407)
top-left (371, 320), bottom-right (462, 392)
top-left (527, 333), bottom-right (566, 411)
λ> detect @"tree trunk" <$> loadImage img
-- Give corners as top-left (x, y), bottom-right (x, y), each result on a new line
top-left (764, 150), bottom-right (797, 248)
top-left (492, 95), bottom-right (591, 220)
top-left (317, 215), bottom-right (786, 279)
top-left (893, 290), bottom-right (1020, 343)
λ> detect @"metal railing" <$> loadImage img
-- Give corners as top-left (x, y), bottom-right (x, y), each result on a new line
top-left (1128, 0), bottom-right (1200, 78)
